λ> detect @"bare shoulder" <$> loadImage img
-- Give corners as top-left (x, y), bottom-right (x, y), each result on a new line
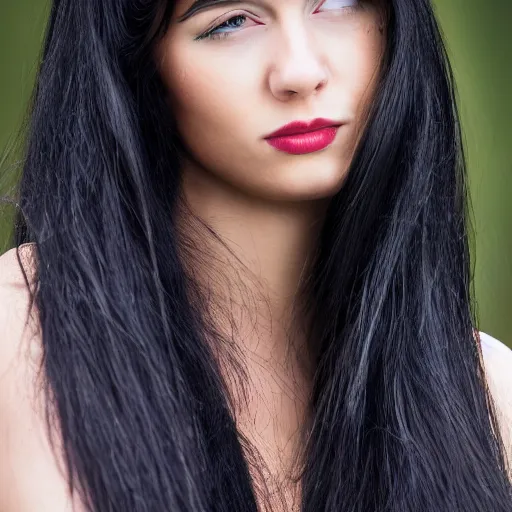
top-left (0, 244), bottom-right (78, 511)
top-left (0, 244), bottom-right (40, 370)
top-left (480, 331), bottom-right (512, 412)
top-left (479, 330), bottom-right (512, 473)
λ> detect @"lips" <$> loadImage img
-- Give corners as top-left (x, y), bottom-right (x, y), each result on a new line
top-left (264, 118), bottom-right (343, 155)
top-left (264, 118), bottom-right (343, 138)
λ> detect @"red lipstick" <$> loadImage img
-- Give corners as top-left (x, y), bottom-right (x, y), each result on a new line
top-left (264, 118), bottom-right (343, 155)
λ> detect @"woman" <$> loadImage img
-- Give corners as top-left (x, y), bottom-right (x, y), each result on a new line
top-left (0, 0), bottom-right (511, 510)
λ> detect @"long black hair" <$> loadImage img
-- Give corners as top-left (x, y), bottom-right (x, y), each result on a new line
top-left (3, 0), bottom-right (511, 510)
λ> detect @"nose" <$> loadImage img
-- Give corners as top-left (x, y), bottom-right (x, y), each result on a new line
top-left (268, 23), bottom-right (329, 102)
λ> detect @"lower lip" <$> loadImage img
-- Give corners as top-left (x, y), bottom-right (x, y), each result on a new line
top-left (265, 126), bottom-right (340, 155)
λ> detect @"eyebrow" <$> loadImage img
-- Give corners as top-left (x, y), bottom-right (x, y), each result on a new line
top-left (176, 0), bottom-right (245, 23)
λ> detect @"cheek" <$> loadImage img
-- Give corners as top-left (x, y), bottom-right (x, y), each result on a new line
top-left (337, 19), bottom-right (384, 145)
top-left (158, 44), bottom-right (254, 155)
top-left (352, 22), bottom-right (384, 113)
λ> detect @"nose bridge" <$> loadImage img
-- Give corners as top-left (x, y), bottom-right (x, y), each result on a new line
top-left (268, 14), bottom-right (328, 100)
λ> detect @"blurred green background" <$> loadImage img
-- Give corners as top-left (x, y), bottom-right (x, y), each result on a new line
top-left (0, 1), bottom-right (511, 347)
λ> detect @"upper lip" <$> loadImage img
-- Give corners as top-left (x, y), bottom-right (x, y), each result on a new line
top-left (264, 118), bottom-right (343, 138)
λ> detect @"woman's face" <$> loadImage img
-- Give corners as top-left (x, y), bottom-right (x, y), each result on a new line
top-left (154, 0), bottom-right (385, 202)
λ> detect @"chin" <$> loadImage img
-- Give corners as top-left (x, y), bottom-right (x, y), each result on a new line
top-left (272, 167), bottom-right (348, 202)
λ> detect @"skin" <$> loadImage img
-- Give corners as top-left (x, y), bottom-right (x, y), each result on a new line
top-left (153, 1), bottom-right (387, 507)
top-left (154, 0), bottom-right (386, 352)
top-left (157, 0), bottom-right (385, 202)
top-left (0, 2), bottom-right (510, 512)
top-left (154, 0), bottom-right (386, 320)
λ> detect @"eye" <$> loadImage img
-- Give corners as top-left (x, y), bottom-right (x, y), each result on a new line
top-left (196, 12), bottom-right (259, 41)
top-left (313, 0), bottom-right (360, 14)
top-left (196, 0), bottom-right (361, 42)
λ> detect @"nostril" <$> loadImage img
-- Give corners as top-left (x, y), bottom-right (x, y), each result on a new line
top-left (316, 79), bottom-right (327, 91)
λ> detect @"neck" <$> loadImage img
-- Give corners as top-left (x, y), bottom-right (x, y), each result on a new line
top-left (176, 162), bottom-right (328, 366)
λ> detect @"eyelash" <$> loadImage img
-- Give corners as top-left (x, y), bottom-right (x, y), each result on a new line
top-left (198, 14), bottom-right (248, 41)
top-left (197, 0), bottom-right (360, 41)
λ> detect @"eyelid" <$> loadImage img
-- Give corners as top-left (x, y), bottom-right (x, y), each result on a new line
top-left (197, 0), bottom-right (321, 31)
top-left (198, 8), bottom-right (262, 39)
top-left (196, 0), bottom-right (357, 40)
top-left (204, 9), bottom-right (249, 31)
